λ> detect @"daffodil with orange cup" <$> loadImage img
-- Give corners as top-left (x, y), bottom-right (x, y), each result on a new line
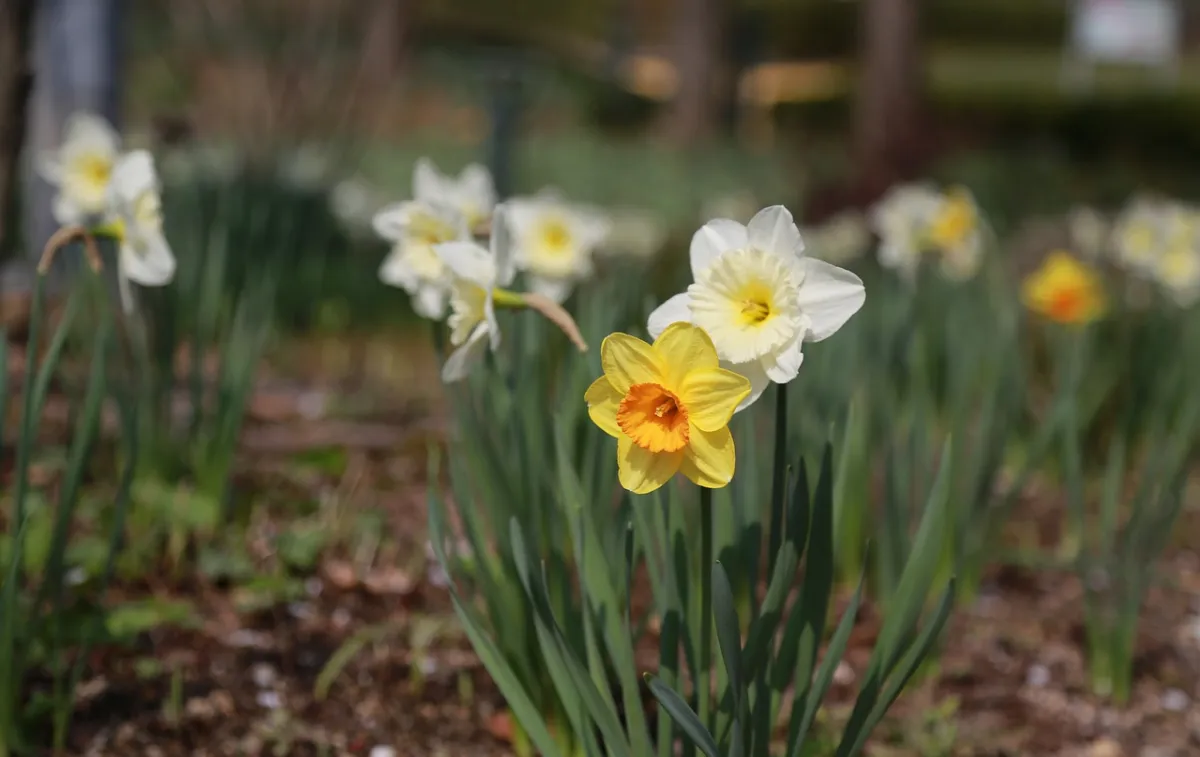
top-left (585, 323), bottom-right (751, 494)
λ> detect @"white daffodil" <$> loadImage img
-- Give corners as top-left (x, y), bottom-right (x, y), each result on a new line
top-left (1067, 206), bottom-right (1108, 260)
top-left (647, 205), bottom-right (865, 409)
top-left (598, 208), bottom-right (668, 260)
top-left (373, 201), bottom-right (470, 320)
top-left (107, 150), bottom-right (175, 311)
top-left (803, 210), bottom-right (870, 266)
top-left (868, 183), bottom-right (941, 281)
top-left (434, 204), bottom-right (517, 382)
top-left (1155, 242), bottom-right (1200, 307)
top-left (1112, 197), bottom-right (1168, 275)
top-left (413, 158), bottom-right (496, 232)
top-left (508, 194), bottom-right (611, 303)
top-left (39, 112), bottom-right (121, 225)
top-left (926, 186), bottom-right (985, 280)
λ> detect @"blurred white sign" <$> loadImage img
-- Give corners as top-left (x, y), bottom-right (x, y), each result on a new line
top-left (1071, 0), bottom-right (1180, 65)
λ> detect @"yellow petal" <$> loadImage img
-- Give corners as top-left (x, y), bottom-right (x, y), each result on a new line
top-left (652, 322), bottom-right (719, 389)
top-left (584, 376), bottom-right (623, 438)
top-left (618, 435), bottom-right (682, 494)
top-left (678, 367), bottom-right (751, 432)
top-left (680, 425), bottom-right (736, 489)
top-left (601, 333), bottom-right (663, 393)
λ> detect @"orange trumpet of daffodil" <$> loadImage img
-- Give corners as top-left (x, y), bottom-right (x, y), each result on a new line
top-left (585, 323), bottom-right (751, 494)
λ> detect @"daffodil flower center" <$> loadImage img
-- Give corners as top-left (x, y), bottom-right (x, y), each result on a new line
top-left (688, 247), bottom-right (800, 364)
top-left (928, 192), bottom-right (976, 249)
top-left (539, 220), bottom-right (573, 256)
top-left (402, 213), bottom-right (457, 281)
top-left (448, 282), bottom-right (488, 346)
top-left (1048, 288), bottom-right (1083, 322)
top-left (617, 383), bottom-right (690, 453)
top-left (79, 154), bottom-right (112, 190)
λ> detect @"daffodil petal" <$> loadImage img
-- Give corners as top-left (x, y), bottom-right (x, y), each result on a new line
top-left (647, 292), bottom-right (693, 339)
top-left (442, 322), bottom-right (489, 382)
top-left (528, 276), bottom-right (574, 304)
top-left (680, 425), bottom-right (736, 488)
top-left (585, 376), bottom-right (623, 437)
top-left (412, 285), bottom-right (447, 320)
top-left (795, 258), bottom-right (866, 342)
top-left (679, 367), bottom-right (750, 432)
top-left (120, 232), bottom-right (175, 287)
top-left (436, 241), bottom-right (496, 287)
top-left (747, 205), bottom-right (804, 258)
top-left (690, 219), bottom-right (747, 279)
top-left (601, 333), bottom-right (663, 393)
top-left (618, 435), bottom-right (682, 494)
top-left (653, 322), bottom-right (718, 389)
top-left (760, 335), bottom-right (804, 384)
top-left (490, 203), bottom-right (516, 285)
top-left (413, 157), bottom-right (445, 203)
top-left (725, 358), bottom-right (770, 412)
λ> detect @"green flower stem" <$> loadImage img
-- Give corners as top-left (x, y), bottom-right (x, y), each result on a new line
top-left (698, 485), bottom-right (714, 732)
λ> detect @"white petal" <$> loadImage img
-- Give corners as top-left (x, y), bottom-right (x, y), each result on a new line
top-left (759, 335), bottom-right (804, 383)
top-left (484, 291), bottom-right (502, 351)
top-left (528, 276), bottom-right (573, 303)
top-left (38, 152), bottom-right (64, 184)
top-left (490, 203), bottom-right (516, 285)
top-left (120, 231), bottom-right (176, 286)
top-left (63, 112), bottom-right (119, 155)
top-left (372, 203), bottom-right (410, 241)
top-left (412, 285), bottom-right (447, 320)
top-left (435, 241), bottom-right (495, 287)
top-left (747, 205), bottom-right (804, 258)
top-left (796, 258), bottom-right (866, 342)
top-left (460, 164), bottom-right (496, 208)
top-left (413, 158), bottom-right (445, 203)
top-left (441, 323), bottom-right (490, 382)
top-left (690, 219), bottom-right (748, 279)
top-left (379, 248), bottom-right (419, 291)
top-left (725, 359), bottom-right (770, 412)
top-left (52, 194), bottom-right (83, 226)
top-left (110, 150), bottom-right (157, 204)
top-left (646, 292), bottom-right (693, 338)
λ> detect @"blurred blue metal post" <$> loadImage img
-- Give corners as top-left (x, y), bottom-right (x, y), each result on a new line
top-left (15, 0), bottom-right (122, 289)
top-left (485, 52), bottom-right (522, 201)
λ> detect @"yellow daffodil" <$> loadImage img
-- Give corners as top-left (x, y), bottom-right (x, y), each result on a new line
top-left (926, 186), bottom-right (984, 280)
top-left (373, 200), bottom-right (470, 320)
top-left (38, 112), bottom-right (121, 224)
top-left (413, 158), bottom-right (496, 232)
top-left (1021, 251), bottom-right (1106, 325)
top-left (508, 194), bottom-right (611, 303)
top-left (585, 323), bottom-right (751, 494)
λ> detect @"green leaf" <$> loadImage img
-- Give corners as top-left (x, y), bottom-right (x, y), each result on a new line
top-left (105, 599), bottom-right (199, 638)
top-left (645, 674), bottom-right (722, 757)
top-left (712, 563), bottom-right (744, 713)
top-left (741, 542), bottom-right (797, 682)
top-left (773, 446), bottom-right (834, 693)
top-left (787, 575), bottom-right (864, 756)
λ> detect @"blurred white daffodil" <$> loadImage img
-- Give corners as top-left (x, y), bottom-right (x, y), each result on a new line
top-left (413, 158), bottom-right (496, 232)
top-left (803, 210), bottom-right (871, 266)
top-left (107, 150), bottom-right (176, 311)
top-left (434, 204), bottom-right (517, 382)
top-left (373, 201), bottom-right (470, 320)
top-left (1112, 197), bottom-right (1169, 275)
top-left (868, 183), bottom-right (941, 281)
top-left (1155, 242), bottom-right (1200, 307)
top-left (1067, 206), bottom-right (1108, 260)
top-left (598, 208), bottom-right (668, 260)
top-left (508, 194), bottom-right (611, 303)
top-left (39, 112), bottom-right (121, 225)
top-left (647, 205), bottom-right (865, 409)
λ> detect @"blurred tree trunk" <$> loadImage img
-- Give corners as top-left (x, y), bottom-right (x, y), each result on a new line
top-left (0, 0), bottom-right (36, 260)
top-left (852, 0), bottom-right (923, 198)
top-left (662, 0), bottom-right (728, 144)
top-left (22, 0), bottom-right (122, 285)
top-left (361, 0), bottom-right (415, 90)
